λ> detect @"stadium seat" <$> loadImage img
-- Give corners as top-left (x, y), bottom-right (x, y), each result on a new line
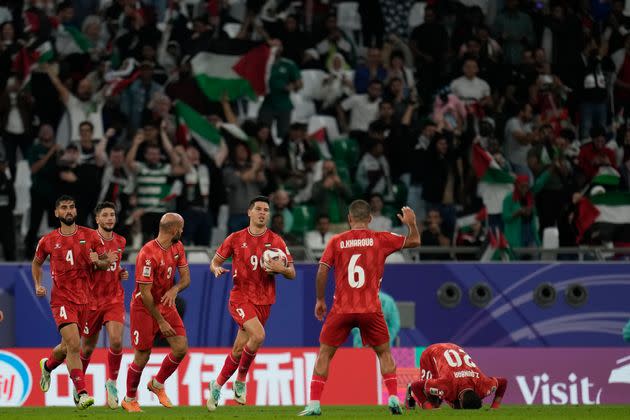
top-left (330, 137), bottom-right (360, 169)
top-left (392, 182), bottom-right (408, 206)
top-left (308, 115), bottom-right (340, 142)
top-left (409, 2), bottom-right (426, 30)
top-left (337, 2), bottom-right (362, 32)
top-left (299, 70), bottom-right (328, 100)
top-left (14, 160), bottom-right (31, 216)
top-left (290, 93), bottom-right (317, 123)
top-left (542, 227), bottom-right (559, 261)
top-left (385, 252), bottom-right (406, 263)
top-left (187, 251), bottom-right (210, 263)
top-left (291, 205), bottom-right (316, 234)
top-left (246, 97), bottom-right (264, 120)
top-left (222, 23), bottom-right (242, 38)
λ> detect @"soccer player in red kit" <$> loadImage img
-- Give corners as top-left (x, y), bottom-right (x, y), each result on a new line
top-left (33, 195), bottom-right (115, 410)
top-left (299, 200), bottom-right (420, 416)
top-left (406, 343), bottom-right (508, 410)
top-left (121, 213), bottom-right (190, 412)
top-left (206, 196), bottom-right (296, 411)
top-left (78, 202), bottom-right (128, 409)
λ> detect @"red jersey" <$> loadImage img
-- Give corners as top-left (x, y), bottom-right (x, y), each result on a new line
top-left (320, 229), bottom-right (405, 314)
top-left (133, 240), bottom-right (188, 306)
top-left (90, 231), bottom-right (126, 308)
top-left (215, 227), bottom-right (293, 305)
top-left (35, 226), bottom-right (106, 306)
top-left (420, 343), bottom-right (497, 403)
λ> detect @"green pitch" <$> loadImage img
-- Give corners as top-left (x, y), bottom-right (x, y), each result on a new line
top-left (0, 405), bottom-right (628, 419)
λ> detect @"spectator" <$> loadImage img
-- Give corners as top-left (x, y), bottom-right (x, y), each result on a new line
top-left (352, 291), bottom-right (400, 347)
top-left (504, 102), bottom-right (535, 176)
top-left (292, 149), bottom-right (323, 204)
top-left (493, 0), bottom-right (535, 66)
top-left (320, 53), bottom-right (354, 112)
top-left (604, 0), bottom-right (630, 54)
top-left (98, 144), bottom-right (135, 239)
top-left (356, 138), bottom-right (394, 201)
top-left (354, 47), bottom-right (387, 94)
top-left (338, 79), bottom-right (383, 144)
top-left (307, 15), bottom-right (355, 68)
top-left (278, 14), bottom-right (311, 66)
top-left (223, 143), bottom-right (267, 234)
top-left (385, 48), bottom-right (417, 102)
top-left (432, 87), bottom-right (467, 135)
top-left (126, 127), bottom-right (191, 241)
top-left (450, 57), bottom-right (492, 108)
top-left (259, 41), bottom-right (303, 141)
top-left (311, 160), bottom-right (351, 229)
top-left (270, 189), bottom-right (293, 233)
top-left (613, 34), bottom-right (630, 117)
top-left (407, 119), bottom-right (435, 223)
top-left (578, 125), bottom-right (617, 182)
top-left (0, 76), bottom-right (33, 180)
top-left (380, 101), bottom-right (416, 184)
top-left (44, 63), bottom-right (105, 142)
top-left (75, 121), bottom-right (106, 166)
top-left (421, 208), bottom-right (451, 260)
top-left (541, 4), bottom-right (583, 90)
top-left (271, 213), bottom-right (302, 246)
top-left (25, 125), bottom-right (59, 257)
top-left (165, 59), bottom-right (209, 115)
top-left (0, 21), bottom-right (19, 90)
top-left (358, 0), bottom-right (385, 48)
top-left (368, 193), bottom-right (392, 231)
top-left (178, 145), bottom-right (211, 246)
top-left (577, 37), bottom-right (611, 140)
top-left (0, 152), bottom-right (15, 260)
top-left (502, 175), bottom-right (541, 251)
top-left (121, 61), bottom-right (163, 133)
top-left (305, 214), bottom-right (334, 259)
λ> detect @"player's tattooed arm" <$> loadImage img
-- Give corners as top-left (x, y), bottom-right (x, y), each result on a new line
top-left (139, 283), bottom-right (176, 337)
top-left (314, 264), bottom-right (329, 321)
top-left (210, 254), bottom-right (229, 277)
top-left (31, 258), bottom-right (47, 297)
top-left (491, 377), bottom-right (508, 409)
top-left (398, 206), bottom-right (421, 248)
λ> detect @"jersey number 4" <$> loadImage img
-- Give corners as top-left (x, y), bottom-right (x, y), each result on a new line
top-left (348, 254), bottom-right (365, 288)
top-left (65, 250), bottom-right (74, 266)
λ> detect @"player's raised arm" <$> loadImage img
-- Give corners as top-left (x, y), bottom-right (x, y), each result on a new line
top-left (397, 206), bottom-right (421, 248)
top-left (314, 263), bottom-right (330, 321)
top-left (490, 377), bottom-right (508, 409)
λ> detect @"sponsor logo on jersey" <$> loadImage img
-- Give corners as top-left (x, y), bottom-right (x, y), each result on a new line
top-left (54, 243), bottom-right (61, 249)
top-left (175, 254), bottom-right (180, 259)
top-left (145, 259), bottom-right (151, 266)
top-left (0, 350), bottom-right (32, 406)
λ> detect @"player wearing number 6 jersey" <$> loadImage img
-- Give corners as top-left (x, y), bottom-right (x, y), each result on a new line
top-left (79, 202), bottom-right (127, 409)
top-left (406, 343), bottom-right (508, 410)
top-left (32, 196), bottom-right (114, 410)
top-left (121, 213), bottom-right (190, 413)
top-left (299, 201), bottom-right (420, 416)
top-left (207, 196), bottom-right (296, 411)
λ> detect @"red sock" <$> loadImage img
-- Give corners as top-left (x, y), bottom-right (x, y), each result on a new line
top-left (383, 372), bottom-right (398, 396)
top-left (44, 352), bottom-right (65, 372)
top-left (309, 375), bottom-right (327, 401)
top-left (236, 346), bottom-right (257, 382)
top-left (155, 352), bottom-right (183, 385)
top-left (126, 362), bottom-right (144, 399)
top-left (69, 368), bottom-right (87, 394)
top-left (107, 348), bottom-right (123, 381)
top-left (216, 353), bottom-right (240, 386)
top-left (80, 352), bottom-right (91, 374)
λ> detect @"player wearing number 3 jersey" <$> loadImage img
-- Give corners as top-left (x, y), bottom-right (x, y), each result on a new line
top-left (207, 196), bottom-right (296, 411)
top-left (299, 200), bottom-right (420, 416)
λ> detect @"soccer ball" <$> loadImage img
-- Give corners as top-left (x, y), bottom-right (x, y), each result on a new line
top-left (262, 248), bottom-right (288, 269)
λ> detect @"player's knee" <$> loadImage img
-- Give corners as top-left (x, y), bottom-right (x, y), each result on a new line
top-left (134, 351), bottom-right (151, 368)
top-left (109, 337), bottom-right (123, 352)
top-left (65, 337), bottom-right (81, 354)
top-left (251, 329), bottom-right (266, 346)
top-left (172, 343), bottom-right (188, 360)
top-left (82, 345), bottom-right (95, 358)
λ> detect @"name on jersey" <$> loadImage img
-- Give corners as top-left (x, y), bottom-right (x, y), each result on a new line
top-left (453, 370), bottom-right (480, 379)
top-left (339, 238), bottom-right (374, 249)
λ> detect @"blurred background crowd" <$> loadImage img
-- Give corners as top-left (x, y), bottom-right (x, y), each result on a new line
top-left (1, 0), bottom-right (630, 262)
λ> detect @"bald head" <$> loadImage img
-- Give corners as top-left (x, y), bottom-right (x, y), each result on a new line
top-left (159, 213), bottom-right (184, 244)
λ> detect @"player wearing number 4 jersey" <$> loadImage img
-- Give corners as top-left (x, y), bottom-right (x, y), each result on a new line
top-left (121, 213), bottom-right (190, 413)
top-left (32, 196), bottom-right (115, 410)
top-left (207, 196), bottom-right (296, 411)
top-left (406, 343), bottom-right (508, 410)
top-left (299, 201), bottom-right (420, 416)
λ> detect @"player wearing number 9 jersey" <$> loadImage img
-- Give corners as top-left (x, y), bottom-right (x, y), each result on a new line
top-left (299, 200), bottom-right (420, 417)
top-left (407, 343), bottom-right (508, 410)
top-left (207, 196), bottom-right (296, 411)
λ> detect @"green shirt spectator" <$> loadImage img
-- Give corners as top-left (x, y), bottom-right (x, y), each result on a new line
top-left (262, 57), bottom-right (302, 113)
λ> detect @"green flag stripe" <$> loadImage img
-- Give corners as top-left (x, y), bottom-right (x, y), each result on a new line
top-left (590, 192), bottom-right (630, 206)
top-left (194, 74), bottom-right (256, 102)
top-left (175, 101), bottom-right (221, 144)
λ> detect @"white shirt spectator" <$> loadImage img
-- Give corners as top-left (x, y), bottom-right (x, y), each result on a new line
top-left (369, 215), bottom-right (392, 232)
top-left (504, 116), bottom-right (533, 169)
top-left (305, 230), bottom-right (334, 260)
top-left (450, 76), bottom-right (490, 105)
top-left (341, 94), bottom-right (381, 132)
top-left (66, 94), bottom-right (105, 141)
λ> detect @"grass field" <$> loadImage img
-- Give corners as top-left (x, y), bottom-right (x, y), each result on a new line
top-left (1, 405), bottom-right (629, 419)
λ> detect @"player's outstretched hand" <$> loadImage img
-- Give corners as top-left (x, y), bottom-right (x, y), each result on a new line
top-left (212, 265), bottom-right (229, 277)
top-left (161, 287), bottom-right (178, 307)
top-left (159, 319), bottom-right (176, 337)
top-left (35, 285), bottom-right (47, 297)
top-left (315, 299), bottom-right (327, 321)
top-left (120, 268), bottom-right (129, 280)
top-left (397, 206), bottom-right (417, 226)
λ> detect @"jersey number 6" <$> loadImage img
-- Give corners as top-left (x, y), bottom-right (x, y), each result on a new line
top-left (348, 254), bottom-right (365, 288)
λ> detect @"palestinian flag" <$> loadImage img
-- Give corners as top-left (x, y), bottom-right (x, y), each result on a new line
top-left (12, 41), bottom-right (54, 88)
top-left (104, 59), bottom-right (140, 96)
top-left (174, 101), bottom-right (222, 157)
top-left (591, 166), bottom-right (621, 187)
top-left (191, 40), bottom-right (273, 101)
top-left (576, 191), bottom-right (630, 245)
top-left (455, 208), bottom-right (487, 245)
top-left (56, 24), bottom-right (93, 55)
top-left (481, 227), bottom-right (514, 261)
top-left (473, 144), bottom-right (514, 215)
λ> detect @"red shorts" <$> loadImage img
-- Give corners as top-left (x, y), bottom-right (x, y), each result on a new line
top-left (51, 302), bottom-right (88, 331)
top-left (229, 300), bottom-right (271, 329)
top-left (83, 301), bottom-right (125, 337)
top-left (130, 303), bottom-right (186, 350)
top-left (320, 312), bottom-right (390, 347)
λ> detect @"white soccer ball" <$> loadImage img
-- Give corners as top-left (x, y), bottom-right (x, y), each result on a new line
top-left (262, 248), bottom-right (288, 268)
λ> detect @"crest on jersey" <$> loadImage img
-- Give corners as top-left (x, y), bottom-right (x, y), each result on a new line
top-left (174, 254), bottom-right (180, 259)
top-left (241, 242), bottom-right (247, 248)
top-left (79, 240), bottom-right (86, 245)
top-left (264, 243), bottom-right (271, 247)
top-left (142, 265), bottom-right (151, 277)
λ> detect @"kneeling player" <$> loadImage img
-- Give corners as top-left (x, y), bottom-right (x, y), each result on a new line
top-left (121, 213), bottom-right (190, 412)
top-left (406, 343), bottom-right (507, 410)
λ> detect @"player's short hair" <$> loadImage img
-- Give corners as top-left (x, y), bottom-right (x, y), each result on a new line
top-left (348, 199), bottom-right (371, 222)
top-left (79, 121), bottom-right (94, 131)
top-left (248, 196), bottom-right (270, 209)
top-left (461, 390), bottom-right (482, 409)
top-left (94, 201), bottom-right (116, 216)
top-left (55, 195), bottom-right (76, 208)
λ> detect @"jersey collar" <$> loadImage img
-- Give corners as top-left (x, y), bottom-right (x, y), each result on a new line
top-left (247, 227), bottom-right (267, 237)
top-left (58, 226), bottom-right (78, 236)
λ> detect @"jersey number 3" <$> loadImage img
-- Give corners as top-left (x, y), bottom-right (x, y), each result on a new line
top-left (348, 254), bottom-right (365, 288)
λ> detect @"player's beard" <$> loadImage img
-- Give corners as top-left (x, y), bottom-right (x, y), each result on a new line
top-left (101, 224), bottom-right (114, 232)
top-left (171, 233), bottom-right (181, 244)
top-left (58, 215), bottom-right (75, 226)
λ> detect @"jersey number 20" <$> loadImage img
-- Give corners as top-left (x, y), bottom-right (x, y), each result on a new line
top-left (443, 348), bottom-right (477, 368)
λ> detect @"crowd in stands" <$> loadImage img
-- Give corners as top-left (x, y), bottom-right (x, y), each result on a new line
top-left (1, 0), bottom-right (630, 262)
